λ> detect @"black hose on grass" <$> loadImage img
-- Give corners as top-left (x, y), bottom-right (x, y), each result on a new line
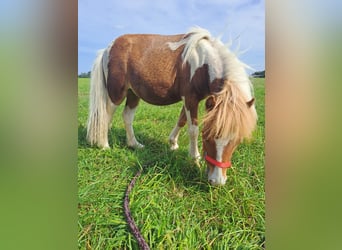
top-left (123, 169), bottom-right (150, 250)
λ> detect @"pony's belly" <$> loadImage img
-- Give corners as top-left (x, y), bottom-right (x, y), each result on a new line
top-left (140, 93), bottom-right (182, 106)
top-left (130, 83), bottom-right (182, 106)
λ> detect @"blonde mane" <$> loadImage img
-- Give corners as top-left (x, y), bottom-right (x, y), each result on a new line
top-left (202, 80), bottom-right (257, 142)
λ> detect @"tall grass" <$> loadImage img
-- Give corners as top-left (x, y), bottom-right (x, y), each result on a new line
top-left (78, 78), bottom-right (265, 249)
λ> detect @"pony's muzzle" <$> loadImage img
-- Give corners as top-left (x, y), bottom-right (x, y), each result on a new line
top-left (208, 177), bottom-right (226, 186)
top-left (207, 166), bottom-right (227, 186)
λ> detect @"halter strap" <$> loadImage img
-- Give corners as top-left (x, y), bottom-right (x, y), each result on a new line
top-left (204, 153), bottom-right (232, 169)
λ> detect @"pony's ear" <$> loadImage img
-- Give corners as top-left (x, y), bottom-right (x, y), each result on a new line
top-left (246, 98), bottom-right (255, 108)
top-left (205, 96), bottom-right (216, 111)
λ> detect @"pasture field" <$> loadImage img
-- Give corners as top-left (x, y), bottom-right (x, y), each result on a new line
top-left (78, 77), bottom-right (265, 249)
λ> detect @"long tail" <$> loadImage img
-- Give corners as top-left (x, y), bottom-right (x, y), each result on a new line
top-left (86, 47), bottom-right (110, 147)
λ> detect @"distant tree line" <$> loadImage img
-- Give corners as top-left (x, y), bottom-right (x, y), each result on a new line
top-left (78, 71), bottom-right (91, 78)
top-left (251, 70), bottom-right (265, 78)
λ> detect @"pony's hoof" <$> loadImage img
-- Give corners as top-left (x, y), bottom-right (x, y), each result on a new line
top-left (190, 153), bottom-right (201, 160)
top-left (101, 143), bottom-right (110, 149)
top-left (170, 143), bottom-right (179, 150)
top-left (194, 155), bottom-right (202, 167)
top-left (135, 143), bottom-right (144, 149)
top-left (194, 159), bottom-right (201, 168)
top-left (128, 142), bottom-right (144, 149)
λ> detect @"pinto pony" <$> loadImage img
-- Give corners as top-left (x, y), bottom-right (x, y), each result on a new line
top-left (86, 27), bottom-right (257, 185)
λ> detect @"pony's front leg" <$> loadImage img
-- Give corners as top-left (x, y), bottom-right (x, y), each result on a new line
top-left (183, 98), bottom-right (200, 159)
top-left (169, 106), bottom-right (186, 150)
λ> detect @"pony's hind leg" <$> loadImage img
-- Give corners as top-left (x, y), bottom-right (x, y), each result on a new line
top-left (104, 97), bottom-right (118, 148)
top-left (169, 106), bottom-right (187, 150)
top-left (122, 90), bottom-right (144, 149)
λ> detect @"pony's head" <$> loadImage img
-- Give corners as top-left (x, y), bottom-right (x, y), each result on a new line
top-left (202, 80), bottom-right (257, 185)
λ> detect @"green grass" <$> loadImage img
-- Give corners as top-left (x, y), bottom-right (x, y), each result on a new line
top-left (78, 77), bottom-right (265, 249)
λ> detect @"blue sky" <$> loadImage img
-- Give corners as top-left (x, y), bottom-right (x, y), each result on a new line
top-left (78, 0), bottom-right (264, 74)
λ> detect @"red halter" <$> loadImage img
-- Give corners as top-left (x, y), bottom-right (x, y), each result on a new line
top-left (204, 153), bottom-right (232, 169)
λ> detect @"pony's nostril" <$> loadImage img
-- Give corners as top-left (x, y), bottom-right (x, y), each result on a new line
top-left (209, 179), bottom-right (216, 185)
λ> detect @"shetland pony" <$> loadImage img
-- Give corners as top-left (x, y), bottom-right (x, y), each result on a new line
top-left (86, 27), bottom-right (257, 185)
